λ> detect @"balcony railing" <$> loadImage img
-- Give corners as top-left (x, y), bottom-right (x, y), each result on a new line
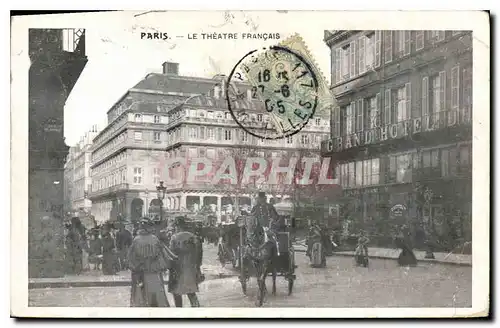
top-left (88, 183), bottom-right (129, 199)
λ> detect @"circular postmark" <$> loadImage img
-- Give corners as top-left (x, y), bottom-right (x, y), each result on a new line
top-left (226, 45), bottom-right (319, 140)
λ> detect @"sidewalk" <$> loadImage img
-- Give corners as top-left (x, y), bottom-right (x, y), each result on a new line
top-left (293, 243), bottom-right (472, 267)
top-left (29, 264), bottom-right (238, 289)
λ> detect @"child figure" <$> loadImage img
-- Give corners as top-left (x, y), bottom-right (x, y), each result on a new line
top-left (355, 231), bottom-right (370, 267)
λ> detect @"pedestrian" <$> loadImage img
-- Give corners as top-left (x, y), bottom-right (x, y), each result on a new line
top-left (116, 223), bottom-right (133, 271)
top-left (395, 225), bottom-right (418, 267)
top-left (128, 217), bottom-right (176, 307)
top-left (88, 228), bottom-right (102, 271)
top-left (101, 223), bottom-right (117, 275)
top-left (168, 216), bottom-right (203, 307)
top-left (65, 217), bottom-right (85, 275)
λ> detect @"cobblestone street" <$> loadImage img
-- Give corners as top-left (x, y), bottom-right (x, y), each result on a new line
top-left (29, 254), bottom-right (472, 308)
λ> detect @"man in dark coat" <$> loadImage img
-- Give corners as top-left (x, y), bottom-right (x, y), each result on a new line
top-left (250, 192), bottom-right (280, 250)
top-left (101, 223), bottom-right (117, 275)
top-left (116, 223), bottom-right (133, 271)
top-left (168, 216), bottom-right (203, 307)
top-left (128, 217), bottom-right (177, 307)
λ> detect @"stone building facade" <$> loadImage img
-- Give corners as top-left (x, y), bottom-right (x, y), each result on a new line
top-left (88, 62), bottom-right (330, 223)
top-left (29, 29), bottom-right (88, 277)
top-left (64, 126), bottom-right (99, 213)
top-left (321, 30), bottom-right (472, 249)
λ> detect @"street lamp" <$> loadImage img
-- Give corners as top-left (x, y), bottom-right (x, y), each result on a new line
top-left (423, 187), bottom-right (435, 259)
top-left (156, 181), bottom-right (167, 223)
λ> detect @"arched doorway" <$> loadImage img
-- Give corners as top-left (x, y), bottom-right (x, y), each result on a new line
top-left (130, 198), bottom-right (144, 222)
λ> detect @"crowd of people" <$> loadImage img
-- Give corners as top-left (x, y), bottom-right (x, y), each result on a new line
top-left (61, 191), bottom-right (424, 307)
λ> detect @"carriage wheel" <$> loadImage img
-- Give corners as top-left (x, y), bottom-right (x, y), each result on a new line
top-left (240, 277), bottom-right (247, 295)
top-left (288, 277), bottom-right (294, 295)
top-left (232, 248), bottom-right (238, 268)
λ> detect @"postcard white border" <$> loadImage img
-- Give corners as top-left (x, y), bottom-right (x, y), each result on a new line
top-left (10, 10), bottom-right (490, 318)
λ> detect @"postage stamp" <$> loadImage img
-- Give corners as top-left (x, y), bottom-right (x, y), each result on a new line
top-left (226, 34), bottom-right (333, 140)
top-left (9, 10), bottom-right (490, 319)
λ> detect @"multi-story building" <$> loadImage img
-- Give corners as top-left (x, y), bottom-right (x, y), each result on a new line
top-left (64, 126), bottom-right (99, 213)
top-left (162, 91), bottom-right (330, 218)
top-left (88, 62), bottom-right (330, 223)
top-left (29, 29), bottom-right (88, 277)
top-left (321, 30), bottom-right (472, 249)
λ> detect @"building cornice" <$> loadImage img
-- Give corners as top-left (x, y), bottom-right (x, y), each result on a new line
top-left (324, 30), bottom-right (359, 47)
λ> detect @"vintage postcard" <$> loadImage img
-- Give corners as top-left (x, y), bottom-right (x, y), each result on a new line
top-left (10, 10), bottom-right (489, 318)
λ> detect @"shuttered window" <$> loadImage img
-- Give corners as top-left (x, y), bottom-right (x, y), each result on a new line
top-left (384, 31), bottom-right (393, 63)
top-left (356, 99), bottom-right (364, 132)
top-left (358, 36), bottom-right (366, 74)
top-left (350, 41), bottom-right (356, 78)
top-left (422, 76), bottom-right (429, 116)
top-left (451, 66), bottom-right (460, 110)
top-left (416, 31), bottom-right (424, 50)
top-left (384, 89), bottom-right (392, 124)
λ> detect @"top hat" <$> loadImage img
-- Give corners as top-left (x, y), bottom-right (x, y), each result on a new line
top-left (258, 191), bottom-right (266, 198)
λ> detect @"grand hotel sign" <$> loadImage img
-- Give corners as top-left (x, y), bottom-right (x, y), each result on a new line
top-left (323, 110), bottom-right (471, 153)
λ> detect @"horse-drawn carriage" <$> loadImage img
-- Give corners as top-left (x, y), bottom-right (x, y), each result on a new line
top-left (217, 221), bottom-right (241, 268)
top-left (236, 214), bottom-right (296, 307)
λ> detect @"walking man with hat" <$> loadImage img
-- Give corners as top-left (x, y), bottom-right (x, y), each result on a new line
top-left (128, 217), bottom-right (177, 307)
top-left (168, 216), bottom-right (203, 307)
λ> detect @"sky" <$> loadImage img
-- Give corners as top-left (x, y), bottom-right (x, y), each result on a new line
top-left (54, 11), bottom-right (335, 145)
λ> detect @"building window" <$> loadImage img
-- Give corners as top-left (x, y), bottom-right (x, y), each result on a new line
top-left (416, 30), bottom-right (424, 50)
top-left (366, 95), bottom-right (379, 129)
top-left (396, 154), bottom-right (412, 183)
top-left (199, 126), bottom-right (206, 139)
top-left (188, 148), bottom-right (197, 158)
top-left (133, 167), bottom-right (142, 184)
top-left (154, 115), bottom-right (160, 123)
top-left (300, 134), bottom-right (310, 144)
top-left (341, 44), bottom-right (350, 79)
top-left (224, 129), bottom-right (232, 141)
top-left (257, 114), bottom-right (263, 122)
top-left (356, 99), bottom-right (363, 132)
top-left (451, 66), bottom-right (460, 112)
top-left (332, 107), bottom-right (341, 138)
top-left (216, 128), bottom-right (223, 141)
top-left (121, 169), bottom-right (126, 183)
top-left (154, 132), bottom-right (161, 141)
top-left (431, 72), bottom-right (446, 114)
top-left (384, 30), bottom-right (392, 63)
top-left (189, 127), bottom-right (198, 139)
top-left (134, 131), bottom-right (142, 141)
top-left (395, 84), bottom-right (410, 123)
top-left (431, 30), bottom-right (445, 42)
top-left (134, 114), bottom-right (142, 122)
top-left (365, 32), bottom-right (376, 69)
top-left (344, 103), bottom-right (354, 136)
top-left (422, 149), bottom-right (440, 168)
top-left (224, 112), bottom-right (231, 120)
top-left (315, 118), bottom-right (321, 126)
top-left (207, 128), bottom-right (215, 140)
top-left (240, 131), bottom-right (248, 142)
top-left (153, 168), bottom-right (161, 184)
top-left (462, 66), bottom-right (472, 121)
top-left (396, 30), bottom-right (411, 56)
top-left (286, 136), bottom-right (293, 144)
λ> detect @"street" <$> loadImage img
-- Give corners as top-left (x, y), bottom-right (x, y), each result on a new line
top-left (29, 244), bottom-right (472, 308)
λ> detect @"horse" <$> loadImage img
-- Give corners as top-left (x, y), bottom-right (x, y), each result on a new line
top-left (240, 215), bottom-right (280, 307)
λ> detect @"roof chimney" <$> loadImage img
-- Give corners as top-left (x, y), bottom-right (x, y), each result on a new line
top-left (162, 62), bottom-right (179, 75)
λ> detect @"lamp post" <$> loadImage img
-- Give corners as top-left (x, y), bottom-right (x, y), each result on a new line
top-left (156, 181), bottom-right (167, 223)
top-left (423, 187), bottom-right (435, 259)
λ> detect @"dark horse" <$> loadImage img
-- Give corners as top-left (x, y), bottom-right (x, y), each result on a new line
top-left (240, 215), bottom-right (280, 307)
